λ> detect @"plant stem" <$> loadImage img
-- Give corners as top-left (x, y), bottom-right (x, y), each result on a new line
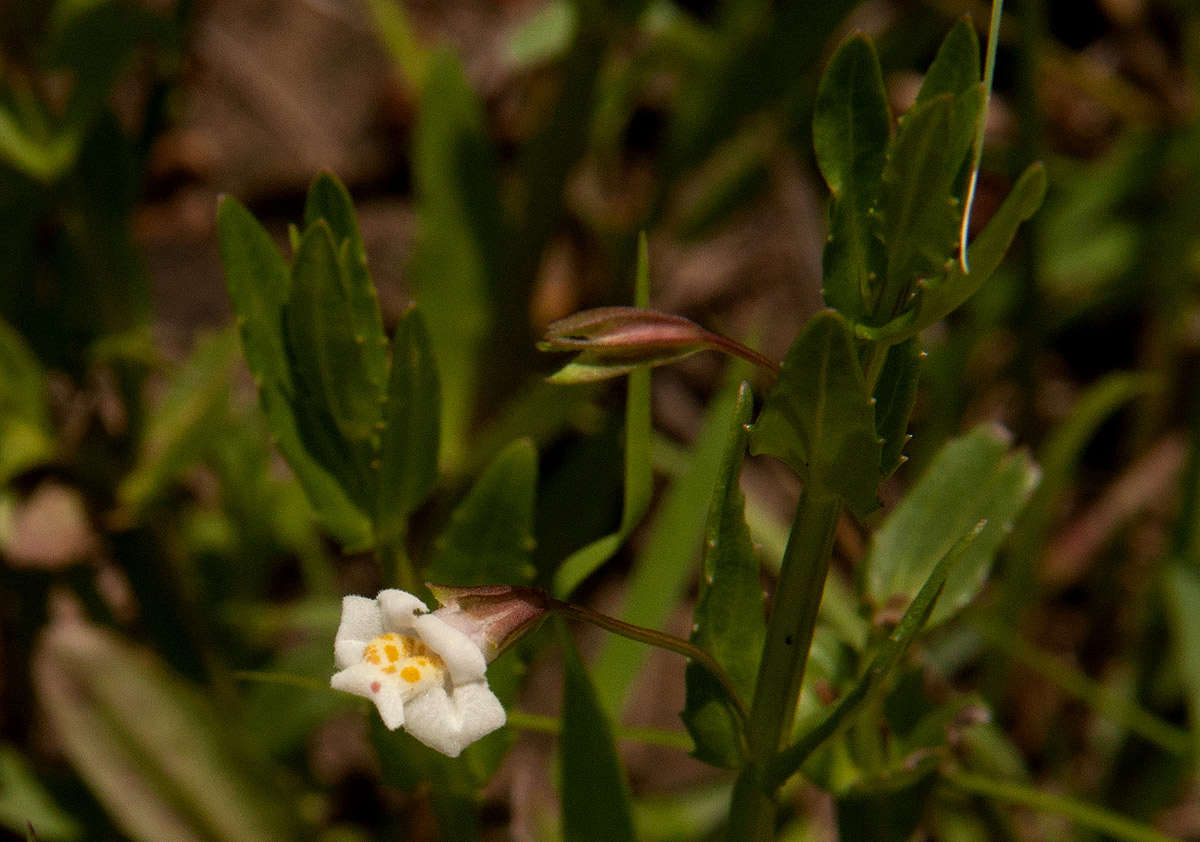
top-left (704, 332), bottom-right (782, 377)
top-left (549, 599), bottom-right (749, 725)
top-left (944, 770), bottom-right (1178, 842)
top-left (728, 487), bottom-right (842, 841)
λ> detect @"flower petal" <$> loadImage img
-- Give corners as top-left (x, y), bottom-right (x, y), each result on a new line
top-left (402, 681), bottom-right (506, 757)
top-left (335, 596), bottom-right (383, 644)
top-left (330, 662), bottom-right (378, 696)
top-left (334, 639), bottom-right (368, 671)
top-left (372, 681), bottom-right (408, 731)
top-left (412, 613), bottom-right (486, 683)
top-left (331, 663), bottom-right (408, 730)
top-left (378, 589), bottom-right (428, 632)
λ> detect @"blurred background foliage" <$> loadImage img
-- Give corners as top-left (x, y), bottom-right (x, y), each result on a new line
top-left (0, 0), bottom-right (1199, 839)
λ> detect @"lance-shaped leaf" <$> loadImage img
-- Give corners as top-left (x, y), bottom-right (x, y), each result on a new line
top-left (559, 627), bottom-right (637, 842)
top-left (861, 163), bottom-right (1047, 346)
top-left (749, 310), bottom-right (881, 518)
top-left (283, 221), bottom-right (384, 510)
top-left (216, 197), bottom-right (372, 547)
top-left (374, 307), bottom-right (440, 547)
top-left (303, 172), bottom-right (388, 394)
top-left (916, 16), bottom-right (980, 103)
top-left (539, 307), bottom-right (777, 384)
top-left (813, 33), bottom-right (890, 320)
top-left (873, 338), bottom-right (922, 479)
top-left (682, 382), bottom-right (763, 768)
top-left (35, 622), bottom-right (295, 842)
top-left (428, 438), bottom-right (538, 587)
top-left (874, 87), bottom-right (984, 321)
top-left (864, 424), bottom-right (1040, 626)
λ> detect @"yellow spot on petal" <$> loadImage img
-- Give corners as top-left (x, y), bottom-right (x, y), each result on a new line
top-left (383, 665), bottom-right (397, 674)
top-left (384, 644), bottom-right (400, 662)
top-left (401, 666), bottom-right (421, 683)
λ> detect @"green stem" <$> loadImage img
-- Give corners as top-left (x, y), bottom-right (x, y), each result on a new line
top-left (944, 770), bottom-right (1179, 842)
top-left (549, 599), bottom-right (749, 726)
top-left (728, 488), bottom-right (842, 841)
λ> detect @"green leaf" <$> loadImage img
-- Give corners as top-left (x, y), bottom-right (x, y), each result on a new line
top-left (364, 0), bottom-right (428, 89)
top-left (559, 627), bottom-right (637, 842)
top-left (916, 17), bottom-right (980, 103)
top-left (0, 104), bottom-right (81, 183)
top-left (216, 197), bottom-right (292, 387)
top-left (374, 308), bottom-right (441, 547)
top-left (813, 34), bottom-right (890, 320)
top-left (862, 163), bottom-right (1047, 345)
top-left (302, 172), bottom-right (388, 393)
top-left (0, 317), bottom-right (52, 483)
top-left (408, 49), bottom-right (503, 473)
top-left (118, 329), bottom-right (238, 514)
top-left (864, 424), bottom-right (1040, 626)
top-left (553, 239), bottom-right (654, 597)
top-left (682, 382), bottom-right (763, 768)
top-left (749, 310), bottom-right (881, 518)
top-left (428, 438), bottom-right (538, 587)
top-left (592, 368), bottom-right (747, 715)
top-left (873, 338), bottom-right (922, 478)
top-left (283, 221), bottom-right (384, 508)
top-left (875, 87), bottom-right (984, 321)
top-left (217, 197), bottom-right (372, 547)
top-left (35, 623), bottom-right (296, 842)
top-left (0, 745), bottom-right (81, 841)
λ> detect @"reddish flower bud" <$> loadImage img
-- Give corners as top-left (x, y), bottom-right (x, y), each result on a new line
top-left (538, 307), bottom-right (778, 383)
top-left (425, 583), bottom-right (550, 661)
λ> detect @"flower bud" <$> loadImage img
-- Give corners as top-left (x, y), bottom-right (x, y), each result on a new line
top-left (426, 583), bottom-right (550, 661)
top-left (538, 307), bottom-right (778, 383)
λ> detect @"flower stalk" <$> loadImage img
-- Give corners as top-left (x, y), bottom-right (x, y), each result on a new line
top-left (549, 598), bottom-right (749, 727)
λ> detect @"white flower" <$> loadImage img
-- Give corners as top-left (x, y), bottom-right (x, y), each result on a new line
top-left (330, 589), bottom-right (506, 757)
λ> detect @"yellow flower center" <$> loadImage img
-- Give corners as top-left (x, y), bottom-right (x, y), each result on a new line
top-left (362, 633), bottom-right (446, 687)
